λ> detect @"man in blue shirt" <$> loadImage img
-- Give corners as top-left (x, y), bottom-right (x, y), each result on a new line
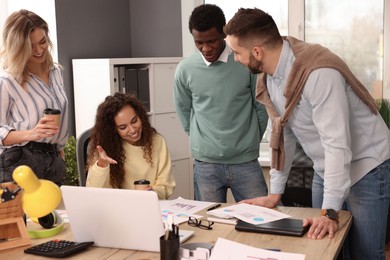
top-left (225, 7), bottom-right (390, 260)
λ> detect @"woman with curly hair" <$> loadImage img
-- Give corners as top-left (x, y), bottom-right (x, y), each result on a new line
top-left (86, 93), bottom-right (175, 199)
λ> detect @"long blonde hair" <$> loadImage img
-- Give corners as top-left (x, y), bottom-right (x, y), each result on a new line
top-left (0, 9), bottom-right (54, 85)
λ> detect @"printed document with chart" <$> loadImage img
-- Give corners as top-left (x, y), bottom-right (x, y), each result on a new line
top-left (159, 197), bottom-right (214, 224)
top-left (207, 203), bottom-right (291, 225)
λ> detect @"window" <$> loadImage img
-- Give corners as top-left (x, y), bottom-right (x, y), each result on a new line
top-left (204, 0), bottom-right (288, 35)
top-left (305, 0), bottom-right (384, 99)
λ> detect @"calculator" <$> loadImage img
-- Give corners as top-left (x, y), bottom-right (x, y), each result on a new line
top-left (24, 239), bottom-right (94, 258)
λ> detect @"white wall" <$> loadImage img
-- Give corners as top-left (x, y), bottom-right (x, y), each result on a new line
top-left (181, 0), bottom-right (202, 57)
top-left (0, 0), bottom-right (58, 62)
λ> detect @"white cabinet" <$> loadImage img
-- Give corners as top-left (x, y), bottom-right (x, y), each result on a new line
top-left (170, 159), bottom-right (193, 199)
top-left (72, 57), bottom-right (193, 199)
top-left (152, 63), bottom-right (178, 113)
top-left (153, 113), bottom-right (189, 161)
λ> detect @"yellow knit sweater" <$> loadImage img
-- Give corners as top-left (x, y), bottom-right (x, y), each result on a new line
top-left (86, 134), bottom-right (175, 199)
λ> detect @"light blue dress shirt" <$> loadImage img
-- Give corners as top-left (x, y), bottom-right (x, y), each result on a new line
top-left (267, 40), bottom-right (390, 210)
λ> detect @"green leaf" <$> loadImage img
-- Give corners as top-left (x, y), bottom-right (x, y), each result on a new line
top-left (64, 136), bottom-right (79, 186)
top-left (377, 99), bottom-right (390, 129)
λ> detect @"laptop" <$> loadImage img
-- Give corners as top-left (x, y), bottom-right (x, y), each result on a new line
top-left (61, 186), bottom-right (175, 252)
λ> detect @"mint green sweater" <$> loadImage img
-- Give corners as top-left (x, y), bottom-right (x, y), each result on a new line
top-left (174, 51), bottom-right (268, 164)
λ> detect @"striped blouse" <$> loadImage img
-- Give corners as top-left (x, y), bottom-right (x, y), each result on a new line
top-left (0, 65), bottom-right (68, 154)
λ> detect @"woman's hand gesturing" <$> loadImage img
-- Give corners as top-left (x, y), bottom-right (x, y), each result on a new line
top-left (96, 145), bottom-right (118, 167)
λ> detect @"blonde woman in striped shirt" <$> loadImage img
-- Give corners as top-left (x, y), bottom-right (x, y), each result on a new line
top-left (0, 10), bottom-right (68, 185)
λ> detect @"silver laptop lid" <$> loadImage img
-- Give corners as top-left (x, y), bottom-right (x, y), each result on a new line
top-left (61, 185), bottom-right (165, 252)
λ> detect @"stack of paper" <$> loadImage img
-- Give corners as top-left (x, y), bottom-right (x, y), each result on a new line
top-left (210, 238), bottom-right (305, 260)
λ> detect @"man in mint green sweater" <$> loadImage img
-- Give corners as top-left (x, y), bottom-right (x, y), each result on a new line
top-left (174, 4), bottom-right (268, 202)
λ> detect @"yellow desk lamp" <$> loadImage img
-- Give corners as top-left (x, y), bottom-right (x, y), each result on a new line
top-left (0, 165), bottom-right (62, 250)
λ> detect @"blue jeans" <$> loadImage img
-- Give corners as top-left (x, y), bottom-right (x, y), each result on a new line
top-left (193, 159), bottom-right (268, 203)
top-left (0, 143), bottom-right (65, 186)
top-left (311, 159), bottom-right (390, 260)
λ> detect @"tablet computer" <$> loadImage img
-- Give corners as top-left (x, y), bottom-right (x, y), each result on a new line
top-left (235, 218), bottom-right (309, 237)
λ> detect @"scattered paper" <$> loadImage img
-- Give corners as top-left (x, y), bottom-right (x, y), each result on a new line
top-left (160, 197), bottom-right (215, 224)
top-left (210, 238), bottom-right (305, 260)
top-left (207, 203), bottom-right (291, 225)
top-left (160, 197), bottom-right (215, 214)
top-left (161, 209), bottom-right (203, 225)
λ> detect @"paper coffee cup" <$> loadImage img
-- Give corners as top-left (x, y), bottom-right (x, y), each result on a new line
top-left (43, 108), bottom-right (61, 126)
top-left (134, 179), bottom-right (150, 190)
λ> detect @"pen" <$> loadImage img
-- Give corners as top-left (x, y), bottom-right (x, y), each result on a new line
top-left (207, 203), bottom-right (222, 211)
top-left (163, 221), bottom-right (169, 240)
top-left (175, 224), bottom-right (179, 237)
top-left (164, 229), bottom-right (169, 240)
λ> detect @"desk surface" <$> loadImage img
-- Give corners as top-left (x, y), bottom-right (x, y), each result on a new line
top-left (1, 206), bottom-right (352, 260)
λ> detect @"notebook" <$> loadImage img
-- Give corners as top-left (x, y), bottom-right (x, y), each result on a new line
top-left (235, 218), bottom-right (309, 237)
top-left (61, 186), bottom-right (192, 252)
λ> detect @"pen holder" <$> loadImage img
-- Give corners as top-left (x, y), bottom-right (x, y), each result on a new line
top-left (160, 234), bottom-right (180, 260)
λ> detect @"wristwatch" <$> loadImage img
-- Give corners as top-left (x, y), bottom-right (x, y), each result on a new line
top-left (321, 209), bottom-right (339, 223)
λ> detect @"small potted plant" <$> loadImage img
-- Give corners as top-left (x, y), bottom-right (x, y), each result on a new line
top-left (64, 136), bottom-right (79, 186)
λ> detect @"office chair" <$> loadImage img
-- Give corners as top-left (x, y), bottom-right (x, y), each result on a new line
top-left (281, 186), bottom-right (312, 207)
top-left (76, 128), bottom-right (91, 186)
top-left (281, 142), bottom-right (313, 208)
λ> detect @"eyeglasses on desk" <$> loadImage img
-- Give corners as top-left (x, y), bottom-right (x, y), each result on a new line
top-left (187, 217), bottom-right (214, 230)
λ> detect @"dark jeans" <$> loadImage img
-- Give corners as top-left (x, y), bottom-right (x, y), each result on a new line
top-left (312, 159), bottom-right (390, 260)
top-left (0, 142), bottom-right (65, 186)
top-left (193, 159), bottom-right (268, 202)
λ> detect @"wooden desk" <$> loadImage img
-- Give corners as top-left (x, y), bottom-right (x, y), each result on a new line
top-left (0, 207), bottom-right (352, 260)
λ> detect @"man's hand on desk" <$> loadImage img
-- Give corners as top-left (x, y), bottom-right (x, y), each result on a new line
top-left (239, 194), bottom-right (282, 208)
top-left (303, 216), bottom-right (339, 239)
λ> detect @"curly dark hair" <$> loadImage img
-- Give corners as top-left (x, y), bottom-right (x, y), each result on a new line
top-left (87, 93), bottom-right (157, 188)
top-left (188, 4), bottom-right (226, 34)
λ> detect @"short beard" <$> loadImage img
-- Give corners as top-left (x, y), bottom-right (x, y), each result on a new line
top-left (248, 53), bottom-right (262, 74)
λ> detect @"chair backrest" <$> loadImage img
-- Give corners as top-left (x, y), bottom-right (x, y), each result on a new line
top-left (281, 186), bottom-right (312, 207)
top-left (76, 128), bottom-right (91, 186)
top-left (281, 142), bottom-right (313, 208)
